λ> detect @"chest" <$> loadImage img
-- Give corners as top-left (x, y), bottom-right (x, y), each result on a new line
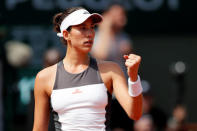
top-left (50, 83), bottom-right (108, 113)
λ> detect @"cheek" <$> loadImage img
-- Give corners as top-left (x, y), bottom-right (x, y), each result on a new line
top-left (70, 31), bottom-right (84, 41)
top-left (92, 31), bottom-right (95, 37)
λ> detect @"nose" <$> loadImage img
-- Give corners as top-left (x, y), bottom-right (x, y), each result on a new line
top-left (87, 28), bottom-right (95, 38)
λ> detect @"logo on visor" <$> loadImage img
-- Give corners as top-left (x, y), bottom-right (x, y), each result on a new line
top-left (83, 11), bottom-right (90, 14)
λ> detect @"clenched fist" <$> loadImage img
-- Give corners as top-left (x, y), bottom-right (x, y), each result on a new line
top-left (124, 54), bottom-right (141, 82)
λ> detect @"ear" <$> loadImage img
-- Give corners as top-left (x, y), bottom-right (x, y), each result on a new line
top-left (63, 30), bottom-right (70, 41)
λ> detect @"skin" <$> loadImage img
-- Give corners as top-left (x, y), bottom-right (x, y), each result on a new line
top-left (91, 4), bottom-right (132, 60)
top-left (33, 17), bottom-right (143, 131)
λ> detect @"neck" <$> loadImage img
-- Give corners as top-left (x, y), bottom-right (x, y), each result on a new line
top-left (64, 47), bottom-right (89, 67)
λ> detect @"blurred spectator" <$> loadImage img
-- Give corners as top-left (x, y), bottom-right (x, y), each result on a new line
top-left (43, 48), bottom-right (62, 68)
top-left (91, 3), bottom-right (133, 78)
top-left (134, 114), bottom-right (155, 131)
top-left (1, 40), bottom-right (34, 131)
top-left (4, 40), bottom-right (34, 110)
top-left (5, 40), bottom-right (33, 68)
top-left (17, 47), bottom-right (61, 110)
top-left (141, 80), bottom-right (168, 131)
top-left (167, 104), bottom-right (187, 131)
top-left (3, 45), bottom-right (61, 131)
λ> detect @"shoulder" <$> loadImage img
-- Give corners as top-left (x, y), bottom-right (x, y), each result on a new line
top-left (34, 64), bottom-right (57, 96)
top-left (36, 64), bottom-right (57, 81)
top-left (96, 60), bottom-right (125, 93)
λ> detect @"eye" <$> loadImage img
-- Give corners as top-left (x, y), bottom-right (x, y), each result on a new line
top-left (91, 26), bottom-right (95, 29)
top-left (80, 26), bottom-right (87, 30)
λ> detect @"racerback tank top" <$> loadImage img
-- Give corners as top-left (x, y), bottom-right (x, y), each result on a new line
top-left (50, 57), bottom-right (112, 131)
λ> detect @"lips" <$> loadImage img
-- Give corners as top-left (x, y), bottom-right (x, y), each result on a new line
top-left (84, 40), bottom-right (93, 45)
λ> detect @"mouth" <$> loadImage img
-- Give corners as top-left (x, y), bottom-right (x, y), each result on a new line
top-left (84, 40), bottom-right (93, 45)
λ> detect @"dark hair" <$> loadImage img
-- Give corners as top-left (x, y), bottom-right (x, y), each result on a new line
top-left (53, 7), bottom-right (85, 45)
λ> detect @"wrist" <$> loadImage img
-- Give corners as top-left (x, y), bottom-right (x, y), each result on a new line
top-left (128, 75), bottom-right (143, 97)
top-left (129, 75), bottom-right (138, 82)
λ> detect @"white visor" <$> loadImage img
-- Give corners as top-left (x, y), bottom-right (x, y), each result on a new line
top-left (57, 9), bottom-right (103, 37)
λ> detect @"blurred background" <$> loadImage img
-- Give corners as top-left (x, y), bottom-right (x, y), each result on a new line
top-left (0, 0), bottom-right (197, 131)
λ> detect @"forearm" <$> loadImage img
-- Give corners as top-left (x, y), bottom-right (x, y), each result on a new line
top-left (33, 107), bottom-right (50, 131)
top-left (128, 94), bottom-right (143, 120)
top-left (113, 76), bottom-right (143, 121)
top-left (33, 114), bottom-right (49, 131)
top-left (110, 60), bottom-right (143, 120)
top-left (115, 86), bottom-right (143, 121)
top-left (33, 115), bottom-right (49, 131)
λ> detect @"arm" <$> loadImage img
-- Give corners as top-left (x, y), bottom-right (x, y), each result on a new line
top-left (112, 54), bottom-right (143, 120)
top-left (91, 13), bottom-right (113, 60)
top-left (33, 71), bottom-right (51, 131)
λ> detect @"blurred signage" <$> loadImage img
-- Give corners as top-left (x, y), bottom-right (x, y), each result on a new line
top-left (3, 0), bottom-right (179, 11)
top-left (0, 0), bottom-right (196, 34)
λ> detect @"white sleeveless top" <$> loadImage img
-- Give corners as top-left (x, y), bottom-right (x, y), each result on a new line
top-left (50, 57), bottom-right (111, 131)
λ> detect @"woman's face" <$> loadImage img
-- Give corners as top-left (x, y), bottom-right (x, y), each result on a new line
top-left (67, 18), bottom-right (95, 53)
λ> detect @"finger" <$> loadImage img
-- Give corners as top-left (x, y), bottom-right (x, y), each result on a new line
top-left (126, 59), bottom-right (136, 63)
top-left (125, 61), bottom-right (135, 67)
top-left (128, 55), bottom-right (141, 62)
top-left (123, 55), bottom-right (129, 59)
top-left (128, 54), bottom-right (138, 59)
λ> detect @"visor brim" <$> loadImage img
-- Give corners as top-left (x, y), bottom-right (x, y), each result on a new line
top-left (71, 13), bottom-right (103, 27)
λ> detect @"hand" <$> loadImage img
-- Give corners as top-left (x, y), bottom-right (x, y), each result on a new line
top-left (123, 54), bottom-right (141, 82)
top-left (99, 12), bottom-right (113, 31)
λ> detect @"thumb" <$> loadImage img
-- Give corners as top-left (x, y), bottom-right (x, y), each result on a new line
top-left (123, 55), bottom-right (129, 59)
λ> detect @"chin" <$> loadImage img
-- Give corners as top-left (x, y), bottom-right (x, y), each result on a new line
top-left (80, 47), bottom-right (92, 54)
